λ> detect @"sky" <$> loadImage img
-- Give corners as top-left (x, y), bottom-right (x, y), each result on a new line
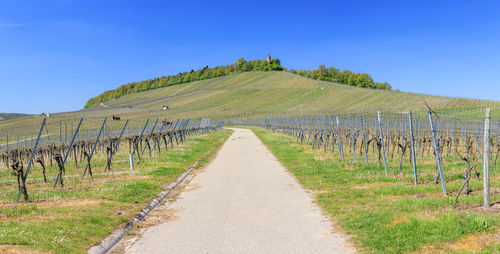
top-left (1, 0), bottom-right (499, 114)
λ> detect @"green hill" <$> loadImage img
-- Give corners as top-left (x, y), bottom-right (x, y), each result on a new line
top-left (85, 71), bottom-right (496, 119)
top-left (84, 57), bottom-right (392, 109)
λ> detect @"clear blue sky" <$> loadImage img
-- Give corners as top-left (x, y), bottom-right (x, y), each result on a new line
top-left (1, 0), bottom-right (499, 114)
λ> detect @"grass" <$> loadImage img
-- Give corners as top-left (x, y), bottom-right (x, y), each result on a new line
top-left (252, 127), bottom-right (500, 253)
top-left (0, 129), bottom-right (232, 253)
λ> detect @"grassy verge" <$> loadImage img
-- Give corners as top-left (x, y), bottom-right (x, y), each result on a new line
top-left (252, 127), bottom-right (500, 254)
top-left (0, 129), bottom-right (232, 253)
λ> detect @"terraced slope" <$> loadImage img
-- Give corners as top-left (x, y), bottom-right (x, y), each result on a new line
top-left (90, 71), bottom-right (497, 118)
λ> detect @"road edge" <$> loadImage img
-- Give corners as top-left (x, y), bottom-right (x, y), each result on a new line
top-left (87, 130), bottom-right (232, 254)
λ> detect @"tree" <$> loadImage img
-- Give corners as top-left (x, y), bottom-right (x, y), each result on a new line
top-left (375, 82), bottom-right (392, 90)
top-left (236, 57), bottom-right (246, 70)
top-left (356, 73), bottom-right (374, 88)
top-left (271, 58), bottom-right (281, 65)
top-left (342, 70), bottom-right (354, 85)
top-left (383, 82), bottom-right (392, 90)
top-left (328, 67), bottom-right (340, 81)
top-left (241, 61), bottom-right (253, 71)
top-left (268, 63), bottom-right (284, 71)
top-left (318, 64), bottom-right (326, 78)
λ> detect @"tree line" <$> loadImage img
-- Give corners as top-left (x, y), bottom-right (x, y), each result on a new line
top-left (85, 57), bottom-right (390, 108)
top-left (289, 65), bottom-right (391, 90)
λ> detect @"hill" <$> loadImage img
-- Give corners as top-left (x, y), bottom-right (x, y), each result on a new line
top-left (84, 57), bottom-right (392, 108)
top-left (0, 113), bottom-right (30, 121)
top-left (1, 71), bottom-right (498, 129)
top-left (0, 71), bottom-right (496, 144)
top-left (84, 57), bottom-right (286, 108)
top-left (85, 71), bottom-right (496, 119)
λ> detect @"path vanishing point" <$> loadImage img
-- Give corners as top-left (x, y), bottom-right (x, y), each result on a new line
top-left (126, 128), bottom-right (355, 254)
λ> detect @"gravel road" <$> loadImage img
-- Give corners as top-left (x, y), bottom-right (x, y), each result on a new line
top-left (126, 128), bottom-right (355, 254)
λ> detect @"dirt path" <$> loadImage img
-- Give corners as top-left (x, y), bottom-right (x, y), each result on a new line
top-left (126, 128), bottom-right (355, 254)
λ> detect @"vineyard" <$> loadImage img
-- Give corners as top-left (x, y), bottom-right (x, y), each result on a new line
top-left (1, 71), bottom-right (500, 253)
top-left (1, 71), bottom-right (499, 209)
top-left (1, 72), bottom-right (498, 136)
top-left (229, 109), bottom-right (498, 203)
top-left (0, 117), bottom-right (221, 202)
top-left (0, 115), bottom-right (229, 252)
top-left (3, 107), bottom-right (498, 207)
top-left (4, 0), bottom-right (499, 251)
top-left (239, 109), bottom-right (500, 253)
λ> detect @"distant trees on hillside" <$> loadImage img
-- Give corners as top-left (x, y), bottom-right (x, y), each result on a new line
top-left (289, 64), bottom-right (391, 90)
top-left (85, 57), bottom-right (391, 108)
top-left (0, 113), bottom-right (29, 121)
top-left (236, 57), bottom-right (284, 71)
top-left (84, 57), bottom-right (284, 108)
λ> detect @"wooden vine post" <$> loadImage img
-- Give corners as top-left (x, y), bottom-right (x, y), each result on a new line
top-left (483, 108), bottom-right (491, 208)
